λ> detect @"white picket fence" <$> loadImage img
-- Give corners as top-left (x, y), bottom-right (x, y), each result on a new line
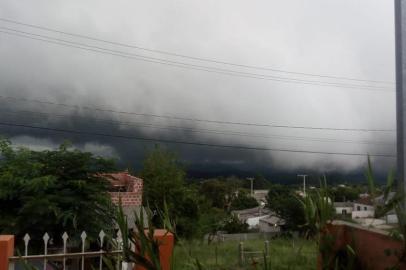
top-left (8, 230), bottom-right (129, 270)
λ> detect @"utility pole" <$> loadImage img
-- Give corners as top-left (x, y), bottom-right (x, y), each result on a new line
top-left (395, 0), bottom-right (406, 196)
top-left (247, 177), bottom-right (254, 196)
top-left (298, 175), bottom-right (307, 196)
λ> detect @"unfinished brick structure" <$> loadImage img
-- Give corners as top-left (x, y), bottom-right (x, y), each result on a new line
top-left (99, 171), bottom-right (143, 207)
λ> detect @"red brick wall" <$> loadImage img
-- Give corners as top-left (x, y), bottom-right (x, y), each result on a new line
top-left (109, 175), bottom-right (143, 207)
top-left (320, 222), bottom-right (406, 270)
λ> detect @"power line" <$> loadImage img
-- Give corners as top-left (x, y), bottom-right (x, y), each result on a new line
top-left (0, 28), bottom-right (394, 92)
top-left (0, 95), bottom-right (396, 132)
top-left (0, 17), bottom-right (394, 85)
top-left (0, 27), bottom-right (390, 91)
top-left (0, 108), bottom-right (395, 146)
top-left (0, 121), bottom-right (396, 158)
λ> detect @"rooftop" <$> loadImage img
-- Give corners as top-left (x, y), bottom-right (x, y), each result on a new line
top-left (232, 207), bottom-right (272, 219)
top-left (334, 202), bottom-right (353, 208)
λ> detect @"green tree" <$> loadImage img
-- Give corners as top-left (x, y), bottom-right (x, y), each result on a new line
top-left (199, 179), bottom-right (230, 209)
top-left (0, 140), bottom-right (116, 248)
top-left (330, 186), bottom-right (360, 202)
top-left (230, 190), bottom-right (259, 210)
top-left (266, 184), bottom-right (305, 231)
top-left (220, 214), bottom-right (248, 234)
top-left (141, 145), bottom-right (185, 210)
top-left (140, 145), bottom-right (200, 238)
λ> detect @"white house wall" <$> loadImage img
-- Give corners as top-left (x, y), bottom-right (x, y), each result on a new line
top-left (246, 215), bottom-right (269, 228)
top-left (352, 210), bottom-right (375, 219)
top-left (259, 221), bottom-right (281, 233)
top-left (335, 206), bottom-right (353, 215)
top-left (386, 214), bottom-right (399, 224)
top-left (353, 203), bottom-right (374, 212)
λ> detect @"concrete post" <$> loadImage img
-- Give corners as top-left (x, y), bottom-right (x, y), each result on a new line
top-left (395, 0), bottom-right (406, 195)
top-left (134, 230), bottom-right (174, 270)
top-left (238, 242), bottom-right (244, 266)
top-left (264, 240), bottom-right (270, 257)
top-left (0, 235), bottom-right (14, 270)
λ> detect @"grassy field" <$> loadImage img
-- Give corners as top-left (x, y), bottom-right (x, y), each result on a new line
top-left (172, 237), bottom-right (317, 270)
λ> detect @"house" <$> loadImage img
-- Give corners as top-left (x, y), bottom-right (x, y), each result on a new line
top-left (333, 193), bottom-right (399, 227)
top-left (384, 210), bottom-right (399, 224)
top-left (232, 206), bottom-right (272, 229)
top-left (98, 171), bottom-right (145, 228)
top-left (352, 197), bottom-right (375, 219)
top-left (258, 216), bottom-right (285, 233)
top-left (375, 192), bottom-right (399, 224)
top-left (334, 202), bottom-right (353, 216)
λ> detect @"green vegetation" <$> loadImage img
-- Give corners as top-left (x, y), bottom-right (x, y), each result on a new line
top-left (329, 185), bottom-right (360, 202)
top-left (140, 145), bottom-right (202, 238)
top-left (141, 146), bottom-right (267, 238)
top-left (112, 192), bottom-right (315, 270)
top-left (220, 214), bottom-right (249, 234)
top-left (0, 139), bottom-right (116, 249)
top-left (266, 184), bottom-right (305, 231)
top-left (172, 238), bottom-right (317, 270)
top-left (230, 190), bottom-right (259, 210)
top-left (5, 140), bottom-right (385, 269)
top-left (300, 180), bottom-right (341, 269)
top-left (364, 157), bottom-right (406, 266)
top-left (111, 201), bottom-right (175, 270)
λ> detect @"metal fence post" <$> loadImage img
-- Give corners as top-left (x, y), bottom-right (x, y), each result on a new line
top-left (238, 242), bottom-right (244, 266)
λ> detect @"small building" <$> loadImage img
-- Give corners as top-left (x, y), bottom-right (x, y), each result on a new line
top-left (334, 202), bottom-right (353, 216)
top-left (385, 210), bottom-right (399, 224)
top-left (99, 171), bottom-right (143, 206)
top-left (352, 197), bottom-right (375, 219)
top-left (375, 193), bottom-right (399, 224)
top-left (258, 216), bottom-right (285, 233)
top-left (98, 171), bottom-right (145, 228)
top-left (232, 207), bottom-right (271, 229)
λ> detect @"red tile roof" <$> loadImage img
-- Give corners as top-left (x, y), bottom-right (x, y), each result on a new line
top-left (356, 197), bottom-right (374, 206)
top-left (98, 171), bottom-right (142, 192)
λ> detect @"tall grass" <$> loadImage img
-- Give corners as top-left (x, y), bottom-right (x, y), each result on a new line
top-left (298, 178), bottom-right (358, 270)
top-left (172, 238), bottom-right (316, 270)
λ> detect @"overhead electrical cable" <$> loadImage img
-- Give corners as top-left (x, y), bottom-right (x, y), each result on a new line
top-left (0, 28), bottom-right (394, 92)
top-left (0, 17), bottom-right (394, 85)
top-left (0, 121), bottom-right (396, 158)
top-left (0, 108), bottom-right (395, 146)
top-left (0, 95), bottom-right (396, 132)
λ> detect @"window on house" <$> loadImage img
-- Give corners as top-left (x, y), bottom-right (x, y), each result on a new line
top-left (364, 207), bottom-right (367, 211)
top-left (357, 206), bottom-right (361, 211)
top-left (342, 209), bottom-right (347, 215)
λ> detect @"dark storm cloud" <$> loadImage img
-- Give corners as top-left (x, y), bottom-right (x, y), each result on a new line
top-left (0, 0), bottom-right (397, 175)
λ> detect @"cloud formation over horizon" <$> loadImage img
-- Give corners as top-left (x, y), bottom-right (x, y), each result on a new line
top-left (0, 0), bottom-right (397, 175)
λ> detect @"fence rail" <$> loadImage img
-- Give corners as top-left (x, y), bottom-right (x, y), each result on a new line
top-left (238, 240), bottom-right (270, 266)
top-left (9, 250), bottom-right (122, 261)
top-left (8, 230), bottom-right (126, 270)
top-left (207, 232), bottom-right (282, 242)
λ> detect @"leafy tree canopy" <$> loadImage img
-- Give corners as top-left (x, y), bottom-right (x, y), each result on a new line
top-left (0, 140), bottom-right (117, 248)
top-left (199, 179), bottom-right (231, 209)
top-left (230, 190), bottom-right (259, 210)
top-left (140, 145), bottom-right (185, 210)
top-left (140, 145), bottom-right (201, 238)
top-left (220, 214), bottom-right (248, 234)
top-left (266, 184), bottom-right (305, 231)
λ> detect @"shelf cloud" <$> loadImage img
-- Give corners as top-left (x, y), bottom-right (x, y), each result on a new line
top-left (0, 0), bottom-right (397, 176)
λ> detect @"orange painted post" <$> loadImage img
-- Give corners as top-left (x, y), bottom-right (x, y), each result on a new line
top-left (135, 229), bottom-right (174, 270)
top-left (0, 235), bottom-right (14, 270)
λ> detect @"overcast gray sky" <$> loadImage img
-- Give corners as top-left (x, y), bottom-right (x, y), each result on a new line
top-left (0, 0), bottom-right (397, 175)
